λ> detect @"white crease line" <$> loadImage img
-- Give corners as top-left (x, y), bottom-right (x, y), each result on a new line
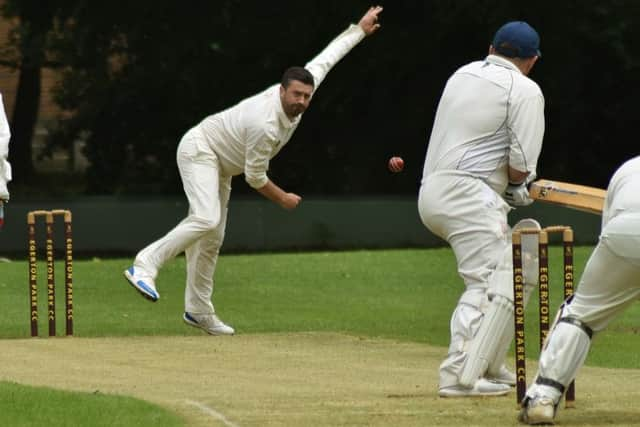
top-left (185, 399), bottom-right (240, 427)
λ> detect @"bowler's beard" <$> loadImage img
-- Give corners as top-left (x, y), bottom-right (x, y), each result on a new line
top-left (284, 102), bottom-right (307, 118)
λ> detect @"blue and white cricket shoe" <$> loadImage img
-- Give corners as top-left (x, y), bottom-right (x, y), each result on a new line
top-left (183, 312), bottom-right (235, 335)
top-left (124, 266), bottom-right (159, 302)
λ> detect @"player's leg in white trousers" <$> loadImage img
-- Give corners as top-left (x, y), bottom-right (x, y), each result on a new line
top-left (181, 175), bottom-right (235, 335)
top-left (419, 173), bottom-right (518, 396)
top-left (454, 221), bottom-right (539, 390)
top-left (126, 127), bottom-right (226, 303)
top-left (184, 175), bottom-right (231, 314)
top-left (520, 214), bottom-right (640, 424)
top-left (484, 218), bottom-right (540, 382)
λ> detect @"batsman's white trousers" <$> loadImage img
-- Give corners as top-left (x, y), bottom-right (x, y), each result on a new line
top-left (135, 126), bottom-right (231, 314)
top-left (418, 171), bottom-right (512, 388)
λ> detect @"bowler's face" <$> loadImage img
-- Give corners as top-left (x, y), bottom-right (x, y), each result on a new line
top-left (280, 80), bottom-right (313, 119)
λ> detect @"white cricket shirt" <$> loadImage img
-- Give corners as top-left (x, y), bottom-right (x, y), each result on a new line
top-left (422, 55), bottom-right (545, 194)
top-left (0, 94), bottom-right (11, 182)
top-left (197, 24), bottom-right (366, 189)
top-left (0, 94), bottom-right (10, 159)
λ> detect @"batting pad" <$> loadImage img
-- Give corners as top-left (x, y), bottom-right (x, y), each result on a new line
top-left (487, 278), bottom-right (537, 377)
top-left (482, 219), bottom-right (542, 379)
top-left (537, 319), bottom-right (592, 388)
top-left (460, 294), bottom-right (513, 387)
top-left (514, 218), bottom-right (541, 287)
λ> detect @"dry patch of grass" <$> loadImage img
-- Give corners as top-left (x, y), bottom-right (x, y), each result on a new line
top-left (2, 333), bottom-right (639, 426)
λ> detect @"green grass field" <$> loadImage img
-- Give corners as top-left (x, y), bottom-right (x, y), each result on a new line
top-left (2, 247), bottom-right (640, 426)
top-left (0, 381), bottom-right (183, 427)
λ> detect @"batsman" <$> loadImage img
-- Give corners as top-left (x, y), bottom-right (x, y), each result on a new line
top-left (418, 21), bottom-right (545, 396)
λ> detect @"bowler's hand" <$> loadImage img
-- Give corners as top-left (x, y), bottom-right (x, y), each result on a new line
top-left (503, 183), bottom-right (533, 207)
top-left (359, 6), bottom-right (383, 36)
top-left (280, 193), bottom-right (301, 210)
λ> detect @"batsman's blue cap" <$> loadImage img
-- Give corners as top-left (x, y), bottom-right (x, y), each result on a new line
top-left (492, 21), bottom-right (541, 58)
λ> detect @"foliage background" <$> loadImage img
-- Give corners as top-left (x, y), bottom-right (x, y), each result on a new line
top-left (3, 0), bottom-right (640, 195)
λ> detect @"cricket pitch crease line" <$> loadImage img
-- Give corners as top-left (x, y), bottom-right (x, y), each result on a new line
top-left (185, 399), bottom-right (240, 427)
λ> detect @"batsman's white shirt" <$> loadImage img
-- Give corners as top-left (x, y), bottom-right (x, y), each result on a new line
top-left (418, 55), bottom-right (545, 389)
top-left (422, 55), bottom-right (544, 193)
top-left (0, 93), bottom-right (11, 190)
top-left (135, 24), bottom-right (367, 314)
top-left (198, 24), bottom-right (366, 189)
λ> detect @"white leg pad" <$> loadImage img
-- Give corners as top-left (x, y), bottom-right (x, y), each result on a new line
top-left (483, 261), bottom-right (517, 379)
top-left (521, 238), bottom-right (540, 288)
top-left (486, 280), bottom-right (536, 376)
top-left (537, 318), bottom-right (592, 388)
top-left (487, 219), bottom-right (540, 376)
top-left (459, 294), bottom-right (513, 387)
top-left (461, 218), bottom-right (542, 386)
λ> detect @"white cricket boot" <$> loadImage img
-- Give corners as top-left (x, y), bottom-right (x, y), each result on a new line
top-left (439, 378), bottom-right (511, 397)
top-left (183, 312), bottom-right (235, 336)
top-left (486, 364), bottom-right (517, 386)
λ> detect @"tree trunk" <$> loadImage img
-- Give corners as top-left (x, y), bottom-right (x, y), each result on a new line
top-left (5, 0), bottom-right (56, 184)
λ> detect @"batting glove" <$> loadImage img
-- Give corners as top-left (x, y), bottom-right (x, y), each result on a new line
top-left (503, 182), bottom-right (533, 207)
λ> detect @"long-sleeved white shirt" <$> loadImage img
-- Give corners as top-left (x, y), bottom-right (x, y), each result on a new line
top-left (0, 94), bottom-right (10, 159)
top-left (0, 94), bottom-right (11, 182)
top-left (422, 55), bottom-right (545, 194)
top-left (198, 24), bottom-right (366, 189)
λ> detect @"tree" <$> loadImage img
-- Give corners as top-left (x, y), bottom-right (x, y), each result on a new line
top-left (24, 1), bottom-right (640, 195)
top-left (0, 0), bottom-right (62, 182)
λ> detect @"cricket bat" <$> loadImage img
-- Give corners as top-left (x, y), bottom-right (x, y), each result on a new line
top-left (528, 179), bottom-right (607, 215)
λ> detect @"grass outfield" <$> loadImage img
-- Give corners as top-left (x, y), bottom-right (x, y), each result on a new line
top-left (0, 381), bottom-right (183, 427)
top-left (2, 248), bottom-right (640, 426)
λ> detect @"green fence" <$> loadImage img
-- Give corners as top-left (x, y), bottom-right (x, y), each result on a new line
top-left (0, 196), bottom-right (601, 256)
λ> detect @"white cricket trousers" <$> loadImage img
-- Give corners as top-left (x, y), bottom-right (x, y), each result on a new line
top-left (559, 212), bottom-right (640, 330)
top-left (418, 171), bottom-right (512, 388)
top-left (135, 126), bottom-right (231, 314)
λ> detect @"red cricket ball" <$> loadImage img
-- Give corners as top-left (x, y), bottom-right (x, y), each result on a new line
top-left (388, 156), bottom-right (404, 173)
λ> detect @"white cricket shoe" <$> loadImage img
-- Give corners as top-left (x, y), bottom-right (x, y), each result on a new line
top-left (183, 312), bottom-right (235, 336)
top-left (439, 378), bottom-right (511, 397)
top-left (124, 266), bottom-right (159, 302)
top-left (486, 365), bottom-right (517, 386)
top-left (518, 396), bottom-right (556, 425)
